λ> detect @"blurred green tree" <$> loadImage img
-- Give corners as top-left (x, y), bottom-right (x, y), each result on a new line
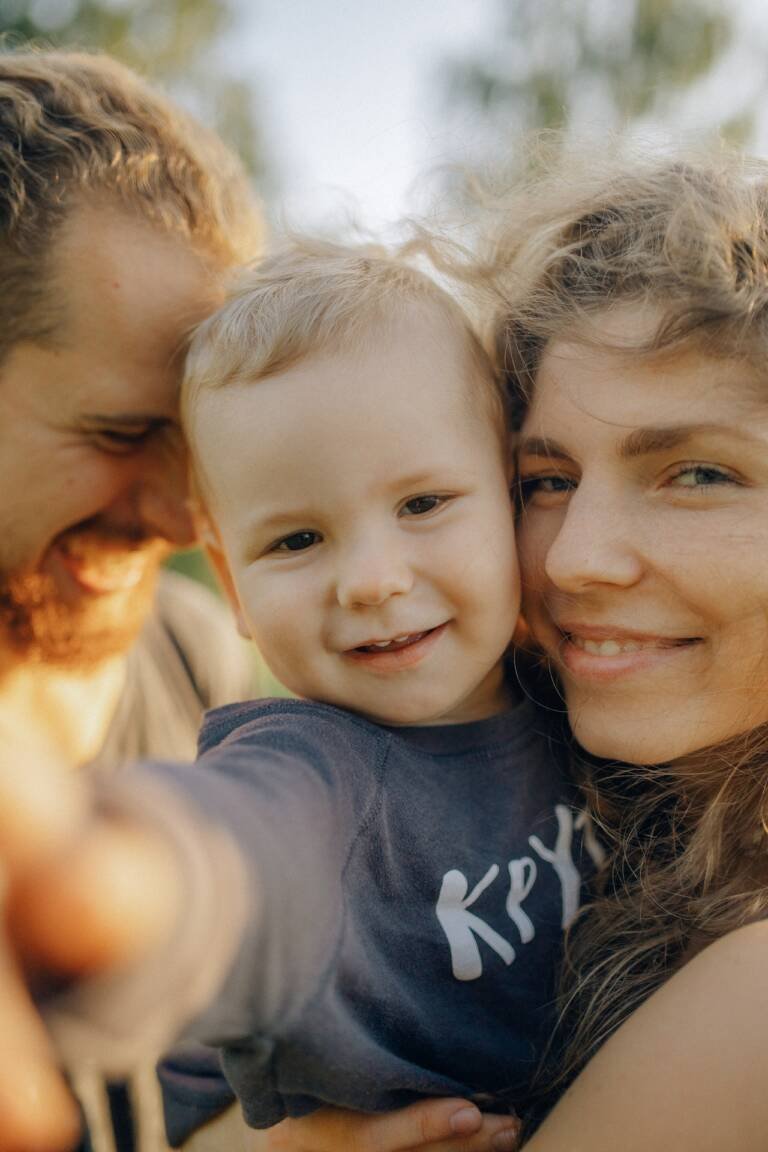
top-left (441, 0), bottom-right (767, 166)
top-left (0, 0), bottom-right (270, 183)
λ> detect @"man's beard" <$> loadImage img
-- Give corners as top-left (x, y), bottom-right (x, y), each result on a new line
top-left (0, 529), bottom-right (170, 669)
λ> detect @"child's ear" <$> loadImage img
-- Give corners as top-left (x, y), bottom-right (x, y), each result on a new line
top-left (195, 509), bottom-right (251, 640)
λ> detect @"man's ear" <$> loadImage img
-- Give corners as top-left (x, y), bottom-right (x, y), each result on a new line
top-left (196, 511), bottom-right (251, 640)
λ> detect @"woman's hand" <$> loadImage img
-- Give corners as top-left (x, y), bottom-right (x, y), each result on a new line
top-left (261, 1101), bottom-right (521, 1152)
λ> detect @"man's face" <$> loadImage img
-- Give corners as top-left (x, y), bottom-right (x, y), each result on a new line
top-left (0, 204), bottom-right (222, 668)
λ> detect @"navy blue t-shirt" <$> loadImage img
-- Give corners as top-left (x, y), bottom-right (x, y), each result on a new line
top-left (156, 697), bottom-right (597, 1142)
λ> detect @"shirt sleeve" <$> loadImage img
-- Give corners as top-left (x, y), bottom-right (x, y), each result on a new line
top-left (44, 707), bottom-right (386, 1079)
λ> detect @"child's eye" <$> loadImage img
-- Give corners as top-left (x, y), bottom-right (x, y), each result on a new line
top-left (271, 531), bottom-right (322, 553)
top-left (666, 463), bottom-right (739, 489)
top-left (400, 494), bottom-right (449, 517)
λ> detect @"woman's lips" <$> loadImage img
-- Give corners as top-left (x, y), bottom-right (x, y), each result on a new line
top-left (344, 623), bottom-right (447, 672)
top-left (554, 627), bottom-right (701, 682)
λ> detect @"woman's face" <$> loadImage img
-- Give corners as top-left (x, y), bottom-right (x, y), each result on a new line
top-left (517, 306), bottom-right (768, 765)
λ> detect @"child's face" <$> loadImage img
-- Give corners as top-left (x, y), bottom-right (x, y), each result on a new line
top-left (195, 305), bottom-right (520, 726)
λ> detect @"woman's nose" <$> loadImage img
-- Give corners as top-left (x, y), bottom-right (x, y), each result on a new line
top-left (542, 490), bottom-right (644, 592)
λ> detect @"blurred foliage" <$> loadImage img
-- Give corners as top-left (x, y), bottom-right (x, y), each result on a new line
top-left (166, 546), bottom-right (219, 594)
top-left (0, 0), bottom-right (270, 184)
top-left (441, 0), bottom-right (766, 169)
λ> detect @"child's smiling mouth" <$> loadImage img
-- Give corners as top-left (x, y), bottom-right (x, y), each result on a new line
top-left (344, 624), bottom-right (448, 670)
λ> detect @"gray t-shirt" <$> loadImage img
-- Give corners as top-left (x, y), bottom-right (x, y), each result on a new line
top-left (154, 695), bottom-right (596, 1141)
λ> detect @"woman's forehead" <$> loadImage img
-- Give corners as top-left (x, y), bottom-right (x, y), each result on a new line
top-left (526, 329), bottom-right (766, 439)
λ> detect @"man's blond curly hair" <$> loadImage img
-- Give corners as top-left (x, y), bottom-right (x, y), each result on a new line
top-left (0, 49), bottom-right (262, 357)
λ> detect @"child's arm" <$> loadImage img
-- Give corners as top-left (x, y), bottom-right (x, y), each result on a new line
top-left (0, 733), bottom-right (185, 1151)
top-left (0, 707), bottom-right (368, 1147)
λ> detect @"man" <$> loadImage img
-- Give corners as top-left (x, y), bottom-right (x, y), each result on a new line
top-left (0, 49), bottom-right (261, 1151)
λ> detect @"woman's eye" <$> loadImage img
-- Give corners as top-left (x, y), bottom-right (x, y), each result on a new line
top-left (517, 474), bottom-right (576, 504)
top-left (668, 464), bottom-right (738, 489)
top-left (401, 494), bottom-right (448, 517)
top-left (272, 531), bottom-right (322, 553)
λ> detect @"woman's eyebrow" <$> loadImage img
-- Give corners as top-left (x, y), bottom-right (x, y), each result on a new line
top-left (520, 424), bottom-right (762, 462)
top-left (619, 423), bottom-right (757, 458)
top-left (517, 436), bottom-right (571, 460)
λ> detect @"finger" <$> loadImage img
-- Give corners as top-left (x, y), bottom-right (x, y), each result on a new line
top-left (0, 934), bottom-right (81, 1152)
top-left (265, 1101), bottom-right (521, 1152)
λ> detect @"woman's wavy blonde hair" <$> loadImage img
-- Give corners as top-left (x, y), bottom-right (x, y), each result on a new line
top-left (461, 145), bottom-right (768, 1110)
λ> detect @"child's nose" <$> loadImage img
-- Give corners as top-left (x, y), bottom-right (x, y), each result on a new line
top-left (336, 549), bottom-right (414, 609)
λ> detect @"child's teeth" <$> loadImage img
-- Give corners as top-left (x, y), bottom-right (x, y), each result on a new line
top-left (365, 632), bottom-right (425, 651)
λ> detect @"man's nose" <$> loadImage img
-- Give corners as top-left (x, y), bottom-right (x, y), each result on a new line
top-left (336, 541), bottom-right (414, 609)
top-left (542, 488), bottom-right (644, 593)
top-left (117, 442), bottom-right (196, 548)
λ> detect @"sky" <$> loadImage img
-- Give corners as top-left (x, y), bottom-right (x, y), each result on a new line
top-left (219, 0), bottom-right (499, 234)
top-left (213, 0), bottom-right (768, 238)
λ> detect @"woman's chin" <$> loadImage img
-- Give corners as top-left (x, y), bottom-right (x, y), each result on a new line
top-left (568, 712), bottom-right (681, 766)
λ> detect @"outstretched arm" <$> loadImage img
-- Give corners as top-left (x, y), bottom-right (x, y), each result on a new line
top-left (0, 729), bottom-right (182, 1152)
top-left (525, 920), bottom-right (768, 1152)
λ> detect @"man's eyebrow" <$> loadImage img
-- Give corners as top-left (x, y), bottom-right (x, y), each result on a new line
top-left (520, 424), bottom-right (759, 462)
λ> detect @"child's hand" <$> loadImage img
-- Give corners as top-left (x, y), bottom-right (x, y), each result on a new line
top-left (261, 1101), bottom-right (521, 1152)
top-left (0, 732), bottom-right (181, 1151)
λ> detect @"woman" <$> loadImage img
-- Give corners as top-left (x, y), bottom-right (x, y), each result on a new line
top-left (265, 150), bottom-right (768, 1151)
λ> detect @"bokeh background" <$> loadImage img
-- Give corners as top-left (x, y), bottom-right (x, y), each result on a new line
top-left (3, 0), bottom-right (767, 683)
top-left (4, 0), bottom-right (768, 228)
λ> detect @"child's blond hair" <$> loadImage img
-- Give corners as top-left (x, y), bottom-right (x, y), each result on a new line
top-left (181, 236), bottom-right (507, 449)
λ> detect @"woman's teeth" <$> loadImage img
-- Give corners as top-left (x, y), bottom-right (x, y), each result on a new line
top-left (569, 635), bottom-right (679, 656)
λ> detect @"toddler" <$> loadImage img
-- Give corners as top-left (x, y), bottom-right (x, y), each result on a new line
top-left (48, 240), bottom-right (596, 1142)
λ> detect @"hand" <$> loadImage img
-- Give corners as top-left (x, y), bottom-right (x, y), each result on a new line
top-left (0, 733), bottom-right (180, 1152)
top-left (261, 1101), bottom-right (521, 1152)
